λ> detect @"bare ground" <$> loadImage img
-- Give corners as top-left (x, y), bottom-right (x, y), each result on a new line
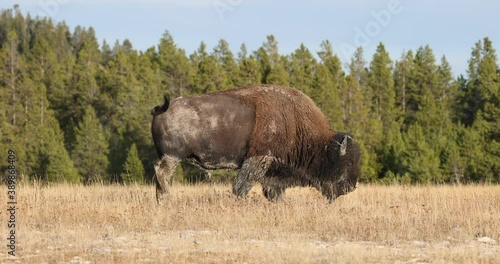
top-left (1, 184), bottom-right (499, 263)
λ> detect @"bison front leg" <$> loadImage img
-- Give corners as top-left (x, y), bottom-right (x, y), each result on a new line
top-left (154, 155), bottom-right (180, 205)
top-left (319, 182), bottom-right (337, 203)
top-left (232, 156), bottom-right (274, 198)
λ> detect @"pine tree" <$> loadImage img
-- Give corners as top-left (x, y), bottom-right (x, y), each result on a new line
top-left (288, 43), bottom-right (316, 94)
top-left (0, 31), bottom-right (22, 130)
top-left (237, 43), bottom-right (248, 62)
top-left (101, 39), bottom-right (113, 65)
top-left (394, 50), bottom-right (414, 120)
top-left (121, 143), bottom-right (145, 184)
top-left (0, 42), bottom-right (15, 176)
top-left (344, 73), bottom-right (382, 182)
top-left (237, 43), bottom-right (261, 86)
top-left (312, 40), bottom-right (344, 130)
top-left (254, 47), bottom-right (271, 84)
top-left (72, 106), bottom-right (109, 184)
top-left (11, 6), bottom-right (29, 54)
top-left (44, 116), bottom-right (79, 183)
top-left (456, 44), bottom-right (482, 126)
top-left (437, 56), bottom-right (456, 103)
top-left (434, 56), bottom-right (461, 182)
top-left (98, 47), bottom-right (145, 178)
top-left (214, 39), bottom-right (238, 88)
top-left (100, 48), bottom-right (141, 131)
top-left (406, 45), bottom-right (439, 129)
top-left (51, 22), bottom-right (74, 62)
top-left (342, 75), bottom-right (371, 136)
top-left (457, 38), bottom-right (500, 182)
top-left (158, 31), bottom-right (192, 96)
top-left (266, 56), bottom-right (289, 86)
top-left (68, 27), bottom-right (101, 126)
top-left (330, 44), bottom-right (381, 182)
top-left (318, 41), bottom-right (343, 80)
top-left (368, 43), bottom-right (397, 134)
top-left (476, 38), bottom-right (499, 122)
top-left (122, 39), bottom-right (133, 55)
top-left (349, 47), bottom-right (369, 88)
top-left (458, 117), bottom-right (492, 182)
top-left (349, 47), bottom-right (374, 128)
top-left (261, 35), bottom-right (288, 85)
top-left (263, 35), bottom-right (280, 67)
top-left (191, 42), bottom-right (226, 94)
top-left (47, 22), bottom-right (76, 142)
top-left (402, 124), bottom-right (442, 183)
top-left (348, 47), bottom-right (383, 181)
top-left (0, 30), bottom-right (19, 174)
top-left (20, 36), bottom-right (64, 180)
top-left (410, 46), bottom-right (449, 182)
top-left (0, 28), bottom-right (80, 182)
top-left (311, 63), bottom-right (343, 130)
top-left (342, 49), bottom-right (371, 135)
top-left (136, 50), bottom-right (164, 182)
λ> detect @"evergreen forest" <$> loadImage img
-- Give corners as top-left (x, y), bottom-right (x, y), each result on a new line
top-left (1, 8), bottom-right (499, 185)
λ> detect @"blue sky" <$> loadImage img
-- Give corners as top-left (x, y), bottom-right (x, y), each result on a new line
top-left (2, 0), bottom-right (499, 76)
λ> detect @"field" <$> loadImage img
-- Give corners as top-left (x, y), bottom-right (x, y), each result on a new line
top-left (1, 183), bottom-right (500, 263)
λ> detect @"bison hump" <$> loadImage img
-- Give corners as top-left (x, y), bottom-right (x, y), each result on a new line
top-left (230, 85), bottom-right (332, 164)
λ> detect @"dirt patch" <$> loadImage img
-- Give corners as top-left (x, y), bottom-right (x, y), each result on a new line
top-left (3, 230), bottom-right (500, 263)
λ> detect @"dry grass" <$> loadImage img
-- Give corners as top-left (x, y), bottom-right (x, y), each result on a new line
top-left (1, 183), bottom-right (500, 263)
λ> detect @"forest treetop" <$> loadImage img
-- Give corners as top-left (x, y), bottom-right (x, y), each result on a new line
top-left (0, 7), bottom-right (498, 184)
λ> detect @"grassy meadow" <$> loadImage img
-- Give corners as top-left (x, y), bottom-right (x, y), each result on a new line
top-left (1, 183), bottom-right (500, 263)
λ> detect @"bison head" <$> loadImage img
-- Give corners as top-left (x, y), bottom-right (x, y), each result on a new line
top-left (325, 133), bottom-right (361, 200)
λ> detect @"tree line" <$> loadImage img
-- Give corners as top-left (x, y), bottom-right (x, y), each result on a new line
top-left (0, 7), bottom-right (498, 184)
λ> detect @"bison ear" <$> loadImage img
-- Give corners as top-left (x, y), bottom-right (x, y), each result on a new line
top-left (340, 135), bottom-right (348, 156)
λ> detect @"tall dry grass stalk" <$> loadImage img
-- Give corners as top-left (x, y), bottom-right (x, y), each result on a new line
top-left (1, 183), bottom-right (499, 263)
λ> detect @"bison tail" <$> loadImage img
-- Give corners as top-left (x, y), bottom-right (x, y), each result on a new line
top-left (150, 94), bottom-right (170, 116)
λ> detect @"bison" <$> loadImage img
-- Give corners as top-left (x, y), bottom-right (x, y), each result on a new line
top-left (151, 85), bottom-right (360, 203)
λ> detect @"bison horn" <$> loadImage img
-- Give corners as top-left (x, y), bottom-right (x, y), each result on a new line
top-left (340, 135), bottom-right (348, 156)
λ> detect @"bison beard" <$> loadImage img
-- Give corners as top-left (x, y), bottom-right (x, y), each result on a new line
top-left (151, 85), bottom-right (360, 204)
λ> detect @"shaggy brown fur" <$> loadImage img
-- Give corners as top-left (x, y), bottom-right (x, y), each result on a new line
top-left (222, 85), bottom-right (333, 171)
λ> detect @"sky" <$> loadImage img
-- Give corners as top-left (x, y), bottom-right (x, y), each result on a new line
top-left (2, 0), bottom-right (499, 76)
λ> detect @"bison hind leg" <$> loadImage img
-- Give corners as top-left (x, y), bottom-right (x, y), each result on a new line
top-left (232, 156), bottom-right (274, 198)
top-left (262, 185), bottom-right (286, 202)
top-left (155, 155), bottom-right (181, 205)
